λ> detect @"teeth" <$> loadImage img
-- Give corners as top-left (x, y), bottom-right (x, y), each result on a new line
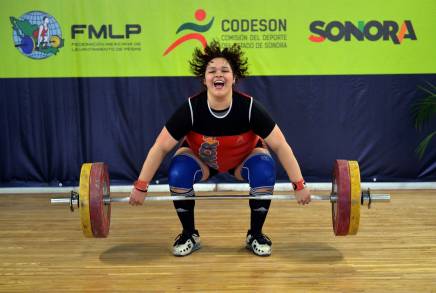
top-left (214, 81), bottom-right (224, 86)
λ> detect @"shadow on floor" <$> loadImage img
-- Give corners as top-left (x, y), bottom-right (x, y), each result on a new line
top-left (99, 243), bottom-right (169, 264)
top-left (276, 242), bottom-right (344, 263)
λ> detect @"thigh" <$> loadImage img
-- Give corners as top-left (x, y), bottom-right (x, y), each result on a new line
top-left (174, 147), bottom-right (210, 181)
top-left (233, 147), bottom-right (270, 181)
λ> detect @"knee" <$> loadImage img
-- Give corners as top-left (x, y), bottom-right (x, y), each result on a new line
top-left (168, 154), bottom-right (203, 190)
top-left (241, 154), bottom-right (276, 188)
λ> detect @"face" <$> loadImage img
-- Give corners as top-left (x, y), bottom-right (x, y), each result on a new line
top-left (203, 57), bottom-right (235, 98)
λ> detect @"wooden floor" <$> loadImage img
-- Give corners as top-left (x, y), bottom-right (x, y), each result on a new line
top-left (1, 190), bottom-right (436, 292)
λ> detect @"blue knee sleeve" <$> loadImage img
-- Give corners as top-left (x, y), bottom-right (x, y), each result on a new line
top-left (241, 154), bottom-right (276, 193)
top-left (168, 154), bottom-right (203, 190)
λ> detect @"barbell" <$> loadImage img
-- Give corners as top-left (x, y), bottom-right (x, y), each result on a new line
top-left (50, 160), bottom-right (390, 238)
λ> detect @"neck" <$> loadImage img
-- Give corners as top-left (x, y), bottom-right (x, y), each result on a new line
top-left (207, 91), bottom-right (232, 110)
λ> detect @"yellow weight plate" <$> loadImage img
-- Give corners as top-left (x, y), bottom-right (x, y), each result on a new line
top-left (79, 163), bottom-right (93, 237)
top-left (348, 161), bottom-right (361, 235)
top-left (50, 35), bottom-right (61, 48)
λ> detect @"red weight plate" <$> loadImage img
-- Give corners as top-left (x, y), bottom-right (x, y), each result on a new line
top-left (331, 160), bottom-right (351, 236)
top-left (89, 162), bottom-right (111, 238)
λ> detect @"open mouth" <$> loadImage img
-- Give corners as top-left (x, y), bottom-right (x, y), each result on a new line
top-left (213, 80), bottom-right (225, 89)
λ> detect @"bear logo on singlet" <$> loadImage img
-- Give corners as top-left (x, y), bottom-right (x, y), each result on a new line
top-left (199, 136), bottom-right (219, 169)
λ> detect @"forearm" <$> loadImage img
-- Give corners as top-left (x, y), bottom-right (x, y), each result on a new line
top-left (274, 144), bottom-right (304, 183)
top-left (265, 126), bottom-right (305, 183)
top-left (135, 127), bottom-right (178, 183)
top-left (137, 143), bottom-right (168, 183)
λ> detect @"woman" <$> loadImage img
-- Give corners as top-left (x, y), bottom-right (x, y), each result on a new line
top-left (129, 41), bottom-right (310, 257)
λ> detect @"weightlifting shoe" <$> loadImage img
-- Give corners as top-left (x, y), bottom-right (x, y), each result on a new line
top-left (246, 230), bottom-right (272, 256)
top-left (172, 230), bottom-right (201, 256)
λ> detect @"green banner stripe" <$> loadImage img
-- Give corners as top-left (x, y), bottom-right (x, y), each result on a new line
top-left (1, 0), bottom-right (435, 78)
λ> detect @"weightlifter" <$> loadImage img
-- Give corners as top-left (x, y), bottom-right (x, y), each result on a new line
top-left (129, 40), bottom-right (311, 256)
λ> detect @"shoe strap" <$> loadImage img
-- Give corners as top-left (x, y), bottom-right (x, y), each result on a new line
top-left (249, 233), bottom-right (271, 245)
top-left (174, 232), bottom-right (198, 244)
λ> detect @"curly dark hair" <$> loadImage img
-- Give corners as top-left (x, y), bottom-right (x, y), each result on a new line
top-left (189, 40), bottom-right (248, 81)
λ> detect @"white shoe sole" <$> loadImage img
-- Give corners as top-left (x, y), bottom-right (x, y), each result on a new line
top-left (246, 238), bottom-right (272, 256)
top-left (172, 241), bottom-right (201, 256)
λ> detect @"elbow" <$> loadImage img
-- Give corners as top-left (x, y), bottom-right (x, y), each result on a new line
top-left (268, 143), bottom-right (280, 154)
top-left (269, 142), bottom-right (292, 157)
top-left (153, 139), bottom-right (175, 155)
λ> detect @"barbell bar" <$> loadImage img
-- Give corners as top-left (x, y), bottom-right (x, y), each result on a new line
top-left (51, 193), bottom-right (390, 204)
top-left (50, 160), bottom-right (390, 238)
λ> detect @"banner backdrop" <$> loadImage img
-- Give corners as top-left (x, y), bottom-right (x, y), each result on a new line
top-left (2, 0), bottom-right (435, 77)
top-left (1, 0), bottom-right (435, 186)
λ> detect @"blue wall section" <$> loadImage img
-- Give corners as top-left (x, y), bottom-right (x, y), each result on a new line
top-left (1, 75), bottom-right (435, 186)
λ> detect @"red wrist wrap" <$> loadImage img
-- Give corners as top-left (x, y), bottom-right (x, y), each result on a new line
top-left (292, 179), bottom-right (306, 191)
top-left (134, 180), bottom-right (149, 192)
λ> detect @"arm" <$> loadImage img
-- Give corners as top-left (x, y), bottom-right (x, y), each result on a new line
top-left (137, 127), bottom-right (178, 182)
top-left (130, 127), bottom-right (178, 205)
top-left (37, 25), bottom-right (44, 46)
top-left (264, 125), bottom-right (311, 205)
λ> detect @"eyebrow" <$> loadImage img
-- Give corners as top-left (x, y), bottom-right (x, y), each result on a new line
top-left (206, 65), bottom-right (231, 69)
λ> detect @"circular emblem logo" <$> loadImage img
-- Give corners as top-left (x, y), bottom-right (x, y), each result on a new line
top-left (10, 11), bottom-right (64, 59)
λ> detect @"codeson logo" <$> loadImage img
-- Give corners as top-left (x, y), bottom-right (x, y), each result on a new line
top-left (309, 20), bottom-right (417, 44)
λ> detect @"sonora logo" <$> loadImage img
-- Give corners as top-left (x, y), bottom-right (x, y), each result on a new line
top-left (309, 20), bottom-right (417, 44)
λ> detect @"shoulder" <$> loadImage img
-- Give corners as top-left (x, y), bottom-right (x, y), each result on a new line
top-left (233, 90), bottom-right (252, 101)
top-left (233, 90), bottom-right (254, 108)
top-left (188, 91), bottom-right (207, 104)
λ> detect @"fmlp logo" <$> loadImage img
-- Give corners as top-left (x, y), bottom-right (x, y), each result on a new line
top-left (309, 20), bottom-right (417, 44)
top-left (10, 11), bottom-right (64, 59)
